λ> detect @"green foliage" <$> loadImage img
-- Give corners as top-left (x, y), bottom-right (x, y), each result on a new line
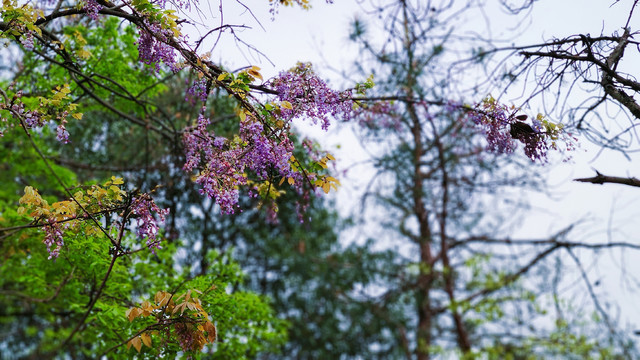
top-left (0, 13), bottom-right (289, 359)
top-left (1, 177), bottom-right (287, 358)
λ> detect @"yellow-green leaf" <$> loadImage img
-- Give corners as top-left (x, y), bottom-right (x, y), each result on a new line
top-left (248, 66), bottom-right (263, 81)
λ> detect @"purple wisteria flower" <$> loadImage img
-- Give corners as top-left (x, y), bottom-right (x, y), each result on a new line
top-left (269, 62), bottom-right (354, 130)
top-left (182, 112), bottom-right (304, 214)
top-left (10, 102), bottom-right (43, 129)
top-left (20, 32), bottom-right (35, 51)
top-left (467, 108), bottom-right (516, 155)
top-left (130, 194), bottom-right (170, 253)
top-left (43, 219), bottom-right (64, 259)
top-left (136, 22), bottom-right (179, 73)
top-left (183, 114), bottom-right (244, 214)
top-left (239, 119), bottom-right (295, 180)
top-left (464, 97), bottom-right (576, 162)
top-left (56, 120), bottom-right (70, 144)
top-left (83, 0), bottom-right (103, 21)
top-left (185, 79), bottom-right (208, 104)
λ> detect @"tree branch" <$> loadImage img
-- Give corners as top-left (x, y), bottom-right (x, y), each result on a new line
top-left (574, 170), bottom-right (640, 188)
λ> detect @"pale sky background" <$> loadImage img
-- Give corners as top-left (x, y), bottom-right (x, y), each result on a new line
top-left (191, 0), bottom-right (640, 335)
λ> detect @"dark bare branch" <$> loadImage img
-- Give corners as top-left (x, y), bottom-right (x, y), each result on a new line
top-left (574, 170), bottom-right (640, 188)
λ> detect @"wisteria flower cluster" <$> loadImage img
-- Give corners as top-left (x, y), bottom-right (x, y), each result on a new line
top-left (185, 79), bottom-right (208, 105)
top-left (183, 112), bottom-right (301, 214)
top-left (20, 31), bottom-right (35, 50)
top-left (466, 98), bottom-right (517, 155)
top-left (136, 21), bottom-right (179, 73)
top-left (239, 118), bottom-right (296, 180)
top-left (56, 119), bottom-right (70, 143)
top-left (465, 97), bottom-right (576, 162)
top-left (9, 101), bottom-right (44, 129)
top-left (182, 114), bottom-right (242, 214)
top-left (43, 218), bottom-right (64, 260)
top-left (130, 194), bottom-right (170, 252)
top-left (269, 62), bottom-right (354, 130)
top-left (83, 0), bottom-right (103, 21)
top-left (16, 186), bottom-right (64, 259)
top-left (182, 64), bottom-right (358, 215)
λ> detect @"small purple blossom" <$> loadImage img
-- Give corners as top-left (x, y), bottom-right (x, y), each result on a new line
top-left (83, 0), bottom-right (103, 21)
top-left (131, 194), bottom-right (170, 253)
top-left (43, 219), bottom-right (64, 259)
top-left (21, 32), bottom-right (34, 51)
top-left (213, 136), bottom-right (226, 148)
top-left (56, 120), bottom-right (70, 144)
top-left (9, 102), bottom-right (43, 128)
top-left (185, 78), bottom-right (208, 104)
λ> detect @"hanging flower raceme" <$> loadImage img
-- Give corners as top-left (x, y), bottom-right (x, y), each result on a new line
top-left (135, 21), bottom-right (180, 73)
top-left (130, 194), bottom-right (170, 253)
top-left (83, 0), bottom-right (103, 21)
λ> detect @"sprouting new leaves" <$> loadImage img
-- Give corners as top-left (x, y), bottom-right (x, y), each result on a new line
top-left (355, 74), bottom-right (375, 95)
top-left (13, 176), bottom-right (172, 258)
top-left (126, 289), bottom-right (217, 353)
top-left (247, 65), bottom-right (263, 81)
top-left (316, 153), bottom-right (335, 169)
top-left (315, 175), bottom-right (340, 194)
